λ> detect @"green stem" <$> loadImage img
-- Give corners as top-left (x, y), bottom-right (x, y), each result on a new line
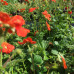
top-left (0, 50), bottom-right (2, 73)
top-left (31, 53), bottom-right (35, 74)
top-left (28, 45), bottom-right (35, 74)
top-left (23, 61), bottom-right (25, 70)
top-left (0, 29), bottom-right (4, 73)
top-left (0, 51), bottom-right (2, 67)
top-left (47, 69), bottom-right (49, 74)
top-left (12, 67), bottom-right (13, 74)
top-left (3, 54), bottom-right (14, 68)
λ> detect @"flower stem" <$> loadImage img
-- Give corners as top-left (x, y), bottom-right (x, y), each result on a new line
top-left (3, 54), bottom-right (14, 68)
top-left (0, 50), bottom-right (2, 73)
top-left (0, 51), bottom-right (2, 66)
top-left (28, 45), bottom-right (35, 74)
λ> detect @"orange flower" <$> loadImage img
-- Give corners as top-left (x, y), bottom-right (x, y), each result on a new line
top-left (46, 21), bottom-right (51, 31)
top-left (25, 0), bottom-right (29, 3)
top-left (0, 12), bottom-right (10, 23)
top-left (7, 15), bottom-right (25, 27)
top-left (29, 8), bottom-right (36, 12)
top-left (18, 37), bottom-right (36, 44)
top-left (0, 12), bottom-right (30, 37)
top-left (68, 11), bottom-right (72, 14)
top-left (64, 0), bottom-right (66, 1)
top-left (2, 28), bottom-right (5, 31)
top-left (42, 10), bottom-right (48, 15)
top-left (0, 24), bottom-right (3, 27)
top-left (34, 30), bottom-right (38, 36)
top-left (42, 10), bottom-right (51, 21)
top-left (1, 0), bottom-right (8, 5)
top-left (52, 0), bottom-right (56, 2)
top-left (61, 56), bottom-right (67, 69)
top-left (16, 27), bottom-right (30, 37)
top-left (20, 8), bottom-right (25, 12)
top-left (0, 42), bottom-right (15, 54)
top-left (7, 15), bottom-right (30, 37)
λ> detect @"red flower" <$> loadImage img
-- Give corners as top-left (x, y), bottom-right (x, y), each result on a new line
top-left (7, 15), bottom-right (25, 27)
top-left (25, 0), bottom-right (29, 3)
top-left (7, 28), bottom-right (13, 33)
top-left (0, 24), bottom-right (3, 27)
top-left (52, 0), bottom-right (56, 2)
top-left (20, 8), bottom-right (25, 12)
top-left (16, 27), bottom-right (30, 37)
top-left (2, 1), bottom-right (8, 5)
top-left (42, 10), bottom-right (48, 15)
top-left (0, 12), bottom-right (10, 23)
top-left (18, 37), bottom-right (36, 44)
top-left (2, 28), bottom-right (5, 31)
top-left (34, 30), bottom-right (38, 36)
top-left (65, 7), bottom-right (69, 10)
top-left (7, 15), bottom-right (30, 37)
top-left (0, 42), bottom-right (15, 54)
top-left (46, 21), bottom-right (51, 31)
top-left (1, 0), bottom-right (8, 5)
top-left (29, 8), bottom-right (36, 12)
top-left (61, 56), bottom-right (67, 69)
top-left (0, 12), bottom-right (30, 37)
top-left (68, 11), bottom-right (72, 14)
top-left (42, 10), bottom-right (51, 21)
top-left (64, 0), bottom-right (66, 1)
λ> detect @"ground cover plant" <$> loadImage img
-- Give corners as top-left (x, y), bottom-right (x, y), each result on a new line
top-left (0, 0), bottom-right (74, 74)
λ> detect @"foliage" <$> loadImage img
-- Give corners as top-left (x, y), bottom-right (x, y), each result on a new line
top-left (0, 0), bottom-right (74, 74)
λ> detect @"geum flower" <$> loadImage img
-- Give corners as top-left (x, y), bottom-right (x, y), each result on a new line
top-left (34, 30), bottom-right (38, 36)
top-left (0, 12), bottom-right (10, 24)
top-left (65, 7), bottom-right (69, 10)
top-left (29, 7), bottom-right (36, 12)
top-left (20, 8), bottom-right (25, 12)
top-left (0, 42), bottom-right (15, 54)
top-left (25, 0), bottom-right (29, 3)
top-left (18, 8), bottom-right (25, 12)
top-left (52, 0), bottom-right (56, 2)
top-left (18, 37), bottom-right (36, 45)
top-left (46, 21), bottom-right (51, 31)
top-left (0, 24), bottom-right (3, 27)
top-left (0, 12), bottom-right (30, 37)
top-left (68, 11), bottom-right (72, 14)
top-left (7, 15), bottom-right (30, 37)
top-left (1, 0), bottom-right (8, 5)
top-left (61, 56), bottom-right (67, 69)
top-left (42, 10), bottom-right (51, 21)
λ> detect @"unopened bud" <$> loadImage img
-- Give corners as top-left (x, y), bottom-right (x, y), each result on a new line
top-left (16, 49), bottom-right (22, 54)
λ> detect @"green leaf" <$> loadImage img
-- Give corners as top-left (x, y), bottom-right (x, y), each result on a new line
top-left (71, 21), bottom-right (74, 23)
top-left (52, 63), bottom-right (58, 69)
top-left (0, 46), bottom-right (3, 49)
top-left (34, 55), bottom-right (43, 64)
top-left (51, 50), bottom-right (58, 55)
top-left (0, 66), bottom-right (5, 70)
top-left (0, 37), bottom-right (4, 45)
top-left (44, 55), bottom-right (49, 60)
top-left (28, 58), bottom-right (32, 63)
top-left (54, 41), bottom-right (59, 45)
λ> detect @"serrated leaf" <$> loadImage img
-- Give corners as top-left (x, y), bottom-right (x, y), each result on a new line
top-left (34, 55), bottom-right (43, 64)
top-left (51, 50), bottom-right (58, 55)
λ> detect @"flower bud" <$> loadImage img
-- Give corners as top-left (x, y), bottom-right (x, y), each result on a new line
top-left (16, 49), bottom-right (22, 54)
